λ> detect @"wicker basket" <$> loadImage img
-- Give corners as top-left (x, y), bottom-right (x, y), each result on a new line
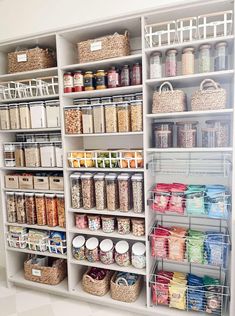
top-left (24, 257), bottom-right (67, 285)
top-left (8, 47), bottom-right (56, 73)
top-left (82, 268), bottom-right (113, 296)
top-left (110, 273), bottom-right (142, 303)
top-left (77, 31), bottom-right (130, 63)
top-left (191, 79), bottom-right (226, 111)
top-left (152, 81), bottom-right (186, 113)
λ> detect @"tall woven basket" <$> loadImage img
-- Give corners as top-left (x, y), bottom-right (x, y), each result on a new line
top-left (82, 268), bottom-right (113, 296)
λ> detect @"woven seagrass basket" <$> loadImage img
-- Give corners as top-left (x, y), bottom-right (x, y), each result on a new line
top-left (82, 268), bottom-right (113, 296)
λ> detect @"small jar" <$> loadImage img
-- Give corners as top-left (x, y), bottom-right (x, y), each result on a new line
top-left (118, 173), bottom-right (132, 212)
top-left (130, 100), bottom-right (142, 132)
top-left (199, 44), bottom-right (211, 73)
top-left (176, 121), bottom-right (198, 148)
top-left (25, 193), bottom-right (37, 225)
top-left (15, 143), bottom-right (25, 167)
top-left (24, 144), bottom-right (40, 167)
top-left (105, 173), bottom-right (119, 211)
top-left (120, 65), bottom-right (130, 86)
top-left (204, 120), bottom-right (230, 147)
top-left (81, 106), bottom-right (93, 134)
top-left (81, 173), bottom-right (95, 209)
top-left (64, 106), bottom-right (82, 134)
top-left (95, 70), bottom-right (107, 90)
top-left (35, 193), bottom-right (47, 226)
top-left (150, 52), bottom-right (162, 79)
top-left (6, 192), bottom-right (17, 223)
top-left (72, 235), bottom-right (86, 260)
top-left (115, 240), bottom-right (130, 266)
top-left (214, 42), bottom-right (228, 71)
top-left (0, 106), bottom-right (10, 130)
top-left (105, 104), bottom-right (117, 133)
top-left (153, 122), bottom-right (174, 148)
top-left (57, 194), bottom-right (65, 228)
top-left (74, 70), bottom-right (84, 92)
top-left (45, 194), bottom-right (58, 227)
top-left (100, 239), bottom-right (114, 264)
top-left (101, 216), bottom-right (115, 233)
top-left (131, 174), bottom-right (144, 213)
top-left (9, 104), bottom-right (20, 129)
top-left (165, 49), bottom-right (178, 77)
top-left (85, 237), bottom-right (99, 262)
top-left (88, 215), bottom-right (101, 231)
top-left (117, 102), bottom-right (131, 132)
top-left (70, 173), bottom-right (82, 209)
top-left (93, 105), bottom-right (105, 133)
top-left (112, 95), bottom-right (124, 103)
top-left (182, 47), bottom-right (195, 75)
top-left (15, 193), bottom-right (26, 224)
top-left (94, 173), bottom-right (106, 210)
top-left (108, 67), bottom-right (119, 88)
top-left (131, 219), bottom-right (145, 237)
top-left (131, 63), bottom-right (142, 85)
top-left (132, 242), bottom-right (146, 269)
top-left (75, 214), bottom-right (88, 229)
top-left (117, 217), bottom-right (131, 235)
top-left (63, 72), bottom-right (74, 93)
top-left (84, 71), bottom-right (95, 91)
top-left (19, 103), bottom-right (31, 129)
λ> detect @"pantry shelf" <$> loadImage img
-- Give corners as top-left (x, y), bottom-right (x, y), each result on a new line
top-left (68, 208), bottom-right (145, 218)
top-left (5, 222), bottom-right (66, 232)
top-left (1, 167), bottom-right (64, 171)
top-left (64, 132), bottom-right (144, 137)
top-left (66, 167), bottom-right (144, 172)
top-left (0, 127), bottom-right (61, 133)
top-left (0, 67), bottom-right (58, 81)
top-left (3, 188), bottom-right (64, 194)
top-left (6, 246), bottom-right (67, 259)
top-left (146, 109), bottom-right (233, 119)
top-left (146, 147), bottom-right (233, 153)
top-left (0, 94), bottom-right (59, 103)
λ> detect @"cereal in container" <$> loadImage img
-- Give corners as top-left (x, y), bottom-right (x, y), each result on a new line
top-left (176, 121), bottom-right (198, 148)
top-left (81, 106), bottom-right (93, 134)
top-left (35, 193), bottom-right (47, 226)
top-left (24, 143), bottom-right (41, 167)
top-left (130, 100), bottom-right (143, 132)
top-left (131, 174), bottom-right (144, 213)
top-left (25, 193), bottom-right (37, 225)
top-left (104, 104), bottom-right (117, 133)
top-left (45, 194), bottom-right (58, 227)
top-left (15, 193), bottom-right (26, 224)
top-left (100, 239), bottom-right (114, 265)
top-left (9, 104), bottom-right (20, 129)
top-left (70, 173), bottom-right (82, 209)
top-left (81, 173), bottom-right (95, 209)
top-left (94, 173), bottom-right (106, 210)
top-left (85, 237), bottom-right (99, 262)
top-left (19, 103), bottom-right (31, 129)
top-left (117, 102), bottom-right (131, 132)
top-left (72, 235), bottom-right (86, 260)
top-left (118, 173), bottom-right (132, 212)
top-left (105, 173), bottom-right (119, 211)
top-left (93, 104), bottom-right (105, 133)
top-left (6, 192), bottom-right (17, 223)
top-left (57, 194), bottom-right (66, 228)
top-left (115, 240), bottom-right (130, 267)
top-left (0, 106), bottom-right (10, 130)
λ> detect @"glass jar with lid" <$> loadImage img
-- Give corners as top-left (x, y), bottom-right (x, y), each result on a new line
top-left (0, 106), bottom-right (10, 130)
top-left (131, 63), bottom-right (142, 85)
top-left (15, 192), bottom-right (26, 224)
top-left (101, 97), bottom-right (112, 104)
top-left (182, 47), bottom-right (195, 75)
top-left (85, 237), bottom-right (99, 262)
top-left (112, 95), bottom-right (123, 103)
top-left (108, 67), bottom-right (119, 88)
top-left (45, 193), bottom-right (58, 227)
top-left (15, 143), bottom-right (25, 167)
top-left (6, 192), bottom-right (17, 223)
top-left (104, 104), bottom-right (117, 133)
top-left (84, 71), bottom-right (95, 91)
top-left (165, 49), bottom-right (178, 77)
top-left (9, 104), bottom-right (20, 129)
top-left (81, 106), bottom-right (93, 134)
top-left (45, 100), bottom-right (60, 128)
top-left (176, 121), bottom-right (198, 148)
top-left (81, 173), bottom-right (95, 209)
top-left (4, 143), bottom-right (15, 167)
top-left (214, 41), bottom-right (228, 71)
top-left (57, 194), bottom-right (65, 228)
top-left (150, 52), bottom-right (162, 79)
top-left (131, 242), bottom-right (146, 269)
top-left (152, 122), bottom-right (174, 148)
top-left (131, 219), bottom-right (145, 237)
top-left (63, 72), bottom-right (74, 93)
top-left (73, 70), bottom-right (84, 92)
top-left (105, 173), bottom-right (119, 211)
top-left (115, 240), bottom-right (130, 266)
top-left (203, 120), bottom-right (230, 147)
top-left (72, 235), bottom-right (86, 260)
top-left (101, 216), bottom-right (115, 233)
top-left (131, 173), bottom-right (144, 213)
top-left (40, 143), bottom-right (56, 167)
top-left (93, 104), bottom-right (105, 133)
top-left (94, 173), bottom-right (106, 210)
top-left (87, 215), bottom-right (101, 231)
top-left (135, 93), bottom-right (143, 100)
top-left (64, 106), bottom-right (82, 134)
top-left (95, 70), bottom-right (107, 90)
top-left (199, 44), bottom-right (211, 73)
top-left (118, 173), bottom-right (132, 212)
top-left (35, 193), bottom-right (47, 226)
top-left (100, 239), bottom-right (114, 264)
top-left (24, 143), bottom-right (41, 167)
top-left (117, 217), bottom-right (131, 234)
top-left (123, 94), bottom-right (135, 102)
top-left (120, 65), bottom-right (130, 86)
top-left (19, 103), bottom-right (31, 129)
top-left (130, 100), bottom-right (143, 132)
top-left (70, 173), bottom-right (82, 209)
top-left (25, 193), bottom-right (37, 225)
top-left (117, 102), bottom-right (131, 132)
top-left (29, 101), bottom-right (46, 128)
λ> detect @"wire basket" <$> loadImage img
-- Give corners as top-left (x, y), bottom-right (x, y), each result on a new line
top-left (0, 81), bottom-right (17, 100)
top-left (7, 231), bottom-right (28, 249)
top-left (47, 237), bottom-right (67, 255)
top-left (36, 76), bottom-right (59, 96)
top-left (176, 17), bottom-right (198, 43)
top-left (27, 236), bottom-right (48, 252)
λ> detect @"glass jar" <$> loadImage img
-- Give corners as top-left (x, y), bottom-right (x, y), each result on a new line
top-left (64, 106), bottom-right (82, 134)
top-left (88, 215), bottom-right (101, 231)
top-left (101, 216), bottom-right (115, 233)
top-left (94, 173), bottom-right (106, 210)
top-left (81, 106), bottom-right (93, 134)
top-left (75, 214), bottom-right (88, 229)
top-left (100, 239), bottom-right (114, 264)
top-left (72, 235), bottom-right (86, 260)
top-left (131, 174), bottom-right (144, 213)
top-left (57, 194), bottom-right (65, 228)
top-left (182, 47), bottom-right (195, 75)
top-left (85, 237), bottom-right (99, 262)
top-left (19, 103), bottom-right (31, 129)
top-left (199, 44), bottom-right (211, 73)
top-left (120, 65), bottom-right (130, 86)
top-left (63, 72), bottom-right (74, 93)
top-left (25, 193), bottom-right (37, 225)
top-left (55, 143), bottom-right (63, 167)
top-left (215, 42), bottom-right (228, 71)
top-left (105, 104), bottom-right (117, 133)
top-left (0, 106), bottom-right (10, 130)
top-left (117, 217), bottom-right (131, 235)
top-left (105, 173), bottom-right (119, 211)
top-left (40, 143), bottom-right (56, 167)
top-left (45, 194), bottom-right (58, 227)
top-left (70, 173), bottom-right (82, 209)
top-left (6, 192), bottom-right (17, 223)
top-left (45, 100), bottom-right (60, 128)
top-left (81, 173), bottom-right (95, 209)
top-left (74, 70), bottom-right (84, 92)
top-left (84, 71), bottom-right (95, 91)
top-left (165, 49), bottom-right (178, 77)
top-left (176, 121), bottom-right (198, 148)
top-left (117, 102), bottom-right (131, 132)
top-left (35, 193), bottom-right (47, 226)
top-left (153, 122), bottom-right (174, 148)
top-left (29, 101), bottom-right (46, 128)
top-left (15, 143), bottom-right (25, 167)
top-left (130, 100), bottom-right (143, 132)
top-left (131, 63), bottom-right (142, 85)
top-left (93, 104), bottom-right (105, 133)
top-left (118, 173), bottom-right (132, 212)
top-left (112, 95), bottom-right (124, 103)
top-left (15, 192), bottom-right (26, 224)
top-left (150, 52), bottom-right (162, 79)
top-left (132, 242), bottom-right (146, 269)
top-left (131, 219), bottom-right (145, 237)
top-left (108, 67), bottom-right (119, 88)
top-left (24, 143), bottom-right (40, 167)
top-left (95, 70), bottom-right (107, 90)
top-left (9, 104), bottom-right (20, 129)
top-left (204, 120), bottom-right (230, 147)
top-left (115, 240), bottom-right (130, 266)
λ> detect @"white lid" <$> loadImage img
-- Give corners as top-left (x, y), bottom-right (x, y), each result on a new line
top-left (70, 172), bottom-right (81, 179)
top-left (56, 194), bottom-right (64, 198)
top-left (73, 235), bottom-right (85, 248)
top-left (100, 239), bottom-right (113, 252)
top-left (94, 173), bottom-right (106, 180)
top-left (105, 173), bottom-right (118, 180)
top-left (132, 242), bottom-right (146, 256)
top-left (35, 193), bottom-right (45, 197)
top-left (29, 101), bottom-right (45, 106)
top-left (118, 173), bottom-right (131, 180)
top-left (81, 173), bottom-right (93, 179)
top-left (45, 193), bottom-right (56, 197)
top-left (15, 192), bottom-right (24, 196)
top-left (131, 173), bottom-right (143, 181)
top-left (6, 192), bottom-right (15, 195)
top-left (25, 193), bottom-right (34, 196)
top-left (86, 237), bottom-right (99, 250)
top-left (19, 103), bottom-right (29, 106)
top-left (115, 240), bottom-right (129, 254)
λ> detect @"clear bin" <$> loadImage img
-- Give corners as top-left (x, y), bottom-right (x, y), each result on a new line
top-left (9, 104), bottom-right (20, 129)
top-left (117, 217), bottom-right (131, 234)
top-left (132, 242), bottom-right (146, 269)
top-left (64, 106), bottom-right (82, 134)
top-left (35, 193), bottom-right (47, 226)
top-left (204, 119), bottom-right (230, 147)
top-left (85, 237), bottom-right (99, 262)
top-left (25, 193), bottom-right (37, 225)
top-left (100, 239), bottom-right (114, 264)
top-left (19, 103), bottom-right (31, 129)
top-left (101, 216), bottom-right (115, 233)
top-left (131, 173), bottom-right (144, 213)
top-left (40, 143), bottom-right (56, 167)
top-left (57, 194), bottom-right (65, 228)
top-left (81, 106), bottom-right (93, 134)
top-left (105, 173), bottom-right (119, 211)
top-left (105, 104), bottom-right (117, 133)
top-left (15, 193), bottom-right (26, 224)
top-left (94, 173), bottom-right (106, 210)
top-left (93, 104), bottom-right (105, 133)
top-left (130, 100), bottom-right (143, 132)
top-left (24, 143), bottom-right (40, 167)
top-left (81, 173), bottom-right (95, 209)
top-left (176, 121), bottom-right (198, 148)
top-left (87, 214), bottom-right (101, 231)
top-left (0, 106), bottom-right (10, 130)
top-left (6, 192), bottom-right (17, 223)
top-left (115, 240), bottom-right (130, 266)
top-left (117, 102), bottom-right (131, 132)
top-left (29, 101), bottom-right (46, 128)
top-left (15, 143), bottom-right (25, 167)
top-left (70, 173), bottom-right (82, 209)
top-left (45, 100), bottom-right (61, 127)
top-left (153, 122), bottom-right (174, 148)
top-left (55, 143), bottom-right (63, 167)
top-left (131, 219), bottom-right (145, 237)
top-left (118, 173), bottom-right (132, 212)
top-left (45, 194), bottom-right (58, 227)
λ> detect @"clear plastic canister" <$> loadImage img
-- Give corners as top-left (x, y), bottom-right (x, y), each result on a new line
top-left (57, 194), bottom-right (65, 228)
top-left (176, 121), bottom-right (198, 148)
top-left (199, 44), bottom-right (211, 73)
top-left (101, 216), bottom-right (115, 233)
top-left (72, 235), bottom-right (86, 260)
top-left (25, 193), bottom-right (37, 225)
top-left (105, 173), bottom-right (119, 211)
top-left (100, 239), bottom-right (114, 264)
top-left (19, 103), bottom-right (31, 129)
top-left (40, 143), bottom-right (56, 167)
top-left (118, 173), bottom-right (132, 212)
top-left (115, 240), bottom-right (130, 266)
top-left (130, 100), bottom-right (143, 132)
top-left (87, 214), bottom-right (101, 231)
top-left (131, 218), bottom-right (145, 236)
top-left (81, 106), bottom-right (93, 134)
top-left (6, 192), bottom-right (17, 223)
top-left (29, 101), bottom-right (46, 128)
top-left (93, 104), bottom-right (105, 133)
top-left (55, 143), bottom-right (63, 167)
top-left (45, 194), bottom-right (58, 227)
top-left (15, 143), bottom-right (25, 167)
top-left (81, 173), bottom-right (95, 209)
top-left (94, 173), bottom-right (106, 210)
top-left (70, 173), bottom-right (82, 209)
top-left (85, 237), bottom-right (99, 262)
top-left (204, 119), bottom-right (230, 147)
top-left (104, 104), bottom-right (117, 133)
top-left (117, 102), bottom-right (131, 132)
top-left (9, 104), bottom-right (20, 129)
top-left (45, 100), bottom-right (61, 127)
top-left (4, 144), bottom-right (16, 167)
top-left (35, 193), bottom-right (47, 226)
top-left (131, 173), bottom-right (144, 213)
top-left (132, 242), bottom-right (146, 269)
top-left (153, 122), bottom-right (174, 148)
top-left (64, 106), bottom-right (82, 134)
top-left (0, 106), bottom-right (10, 130)
top-left (182, 47), bottom-right (195, 75)
top-left (15, 192), bottom-right (26, 224)
top-left (117, 217), bottom-right (131, 234)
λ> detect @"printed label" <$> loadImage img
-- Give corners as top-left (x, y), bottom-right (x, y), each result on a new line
top-left (90, 41), bottom-right (102, 51)
top-left (32, 269), bottom-right (41, 277)
top-left (17, 53), bottom-right (27, 62)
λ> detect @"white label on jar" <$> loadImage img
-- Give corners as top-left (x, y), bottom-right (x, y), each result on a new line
top-left (32, 269), bottom-right (41, 277)
top-left (90, 41), bottom-right (102, 51)
top-left (17, 53), bottom-right (27, 62)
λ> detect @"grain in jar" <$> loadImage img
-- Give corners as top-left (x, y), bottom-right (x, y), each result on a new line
top-left (70, 173), bottom-right (82, 209)
top-left (105, 173), bottom-right (119, 211)
top-left (87, 215), bottom-right (101, 231)
top-left (176, 121), bottom-right (198, 148)
top-left (94, 173), bottom-right (106, 210)
top-left (81, 106), bottom-right (93, 133)
top-left (85, 237), bottom-right (99, 262)
top-left (35, 193), bottom-right (47, 225)
top-left (165, 49), bottom-right (177, 77)
top-left (9, 104), bottom-right (20, 129)
top-left (81, 173), bottom-right (95, 209)
top-left (55, 143), bottom-right (63, 167)
top-left (104, 104), bottom-right (117, 133)
top-left (93, 104), bottom-right (105, 133)
top-left (182, 47), bottom-right (195, 75)
top-left (131, 219), bottom-right (145, 237)
top-left (15, 193), bottom-right (26, 224)
top-left (100, 239), bottom-right (114, 265)
top-left (117, 217), bottom-right (131, 234)
top-left (57, 194), bottom-right (66, 228)
top-left (6, 192), bottom-right (17, 222)
top-left (101, 216), bottom-right (115, 233)
top-left (25, 193), bottom-right (37, 225)
top-left (72, 235), bottom-right (86, 260)
top-left (45, 194), bottom-right (58, 227)
top-left (199, 44), bottom-right (211, 73)
top-left (115, 240), bottom-right (130, 266)
top-left (40, 143), bottom-right (56, 167)
top-left (131, 174), bottom-right (144, 213)
top-left (118, 173), bottom-right (132, 212)
top-left (15, 143), bottom-right (25, 167)
top-left (45, 100), bottom-right (61, 127)
top-left (29, 101), bottom-right (46, 128)
top-left (117, 102), bottom-right (131, 132)
top-left (0, 106), bottom-right (10, 130)
top-left (64, 106), bottom-right (82, 134)
top-left (204, 120), bottom-right (230, 147)
top-left (19, 103), bottom-right (31, 129)
top-left (131, 242), bottom-right (146, 269)
top-left (130, 100), bottom-right (142, 132)
top-left (153, 122), bottom-right (174, 148)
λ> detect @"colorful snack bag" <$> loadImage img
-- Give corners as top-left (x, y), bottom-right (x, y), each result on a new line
top-left (187, 230), bottom-right (205, 264)
top-left (151, 183), bottom-right (171, 213)
top-left (205, 232), bottom-right (228, 268)
top-left (168, 226), bottom-right (187, 261)
top-left (206, 185), bottom-right (229, 219)
top-left (151, 226), bottom-right (170, 259)
top-left (203, 276), bottom-right (222, 314)
top-left (188, 274), bottom-right (204, 312)
top-left (168, 183), bottom-right (187, 214)
top-left (185, 185), bottom-right (206, 215)
top-left (169, 281), bottom-right (187, 310)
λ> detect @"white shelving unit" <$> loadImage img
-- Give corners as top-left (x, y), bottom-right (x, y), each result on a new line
top-left (0, 1), bottom-right (234, 316)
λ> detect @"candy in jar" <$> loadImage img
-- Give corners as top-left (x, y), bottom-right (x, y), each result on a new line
top-left (100, 239), bottom-right (114, 265)
top-left (132, 242), bottom-right (146, 269)
top-left (85, 237), bottom-right (99, 262)
top-left (117, 217), bottom-right (131, 235)
top-left (45, 194), bottom-right (58, 227)
top-left (101, 216), bottom-right (115, 233)
top-left (72, 235), bottom-right (86, 260)
top-left (131, 63), bottom-right (142, 85)
top-left (87, 215), bottom-right (101, 231)
top-left (75, 214), bottom-right (88, 229)
top-left (131, 219), bottom-right (145, 237)
top-left (115, 240), bottom-right (130, 267)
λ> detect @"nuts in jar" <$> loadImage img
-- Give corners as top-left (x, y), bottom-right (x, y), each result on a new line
top-left (131, 219), bottom-right (145, 237)
top-left (72, 235), bottom-right (86, 260)
top-left (100, 239), bottom-right (114, 265)
top-left (130, 100), bottom-right (143, 132)
top-left (104, 104), bottom-right (117, 133)
top-left (117, 102), bottom-right (131, 132)
top-left (25, 193), bottom-right (37, 225)
top-left (115, 240), bottom-right (130, 266)
top-left (94, 173), bottom-right (106, 210)
top-left (45, 194), bottom-right (58, 227)
top-left (105, 173), bottom-right (119, 211)
top-left (15, 192), bottom-right (26, 224)
top-left (64, 107), bottom-right (83, 134)
top-left (101, 216), bottom-right (115, 233)
top-left (57, 194), bottom-right (66, 228)
top-left (35, 193), bottom-right (47, 226)
top-left (117, 217), bottom-right (131, 235)
top-left (85, 237), bottom-right (99, 262)
top-left (6, 192), bottom-right (17, 223)
top-left (118, 173), bottom-right (132, 212)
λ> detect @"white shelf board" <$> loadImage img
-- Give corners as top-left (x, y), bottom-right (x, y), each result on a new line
top-left (5, 222), bottom-right (66, 232)
top-left (0, 67), bottom-right (58, 81)
top-left (65, 131), bottom-right (144, 137)
top-left (0, 94), bottom-right (59, 103)
top-left (146, 147), bottom-right (233, 153)
top-left (1, 167), bottom-right (64, 171)
top-left (3, 188), bottom-right (64, 194)
top-left (68, 207), bottom-right (145, 218)
top-left (69, 226), bottom-right (145, 241)
top-left (62, 85), bottom-right (143, 99)
top-left (0, 127), bottom-right (61, 133)
top-left (70, 258), bottom-right (146, 275)
top-left (6, 246), bottom-right (67, 259)
top-left (67, 167), bottom-right (144, 172)
top-left (146, 109), bottom-right (233, 119)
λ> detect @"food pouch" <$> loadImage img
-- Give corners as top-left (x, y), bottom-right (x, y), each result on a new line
top-left (203, 276), bottom-right (222, 314)
top-left (187, 230), bottom-right (205, 264)
top-left (151, 183), bottom-right (171, 213)
top-left (151, 226), bottom-right (170, 258)
top-left (188, 274), bottom-right (204, 312)
top-left (206, 185), bottom-right (229, 219)
top-left (205, 232), bottom-right (228, 268)
top-left (169, 282), bottom-right (187, 310)
top-left (185, 185), bottom-right (206, 215)
top-left (169, 183), bottom-right (187, 214)
top-left (168, 227), bottom-right (187, 261)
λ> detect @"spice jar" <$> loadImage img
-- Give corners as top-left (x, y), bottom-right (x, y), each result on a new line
top-left (25, 193), bottom-right (37, 225)
top-left (45, 194), bottom-right (58, 227)
top-left (88, 215), bottom-right (101, 231)
top-left (165, 49), bottom-right (178, 77)
top-left (120, 65), bottom-right (130, 86)
top-left (150, 52), bottom-right (162, 79)
top-left (15, 143), bottom-right (25, 167)
top-left (19, 103), bottom-right (31, 129)
top-left (153, 122), bottom-right (174, 148)
top-left (24, 143), bottom-right (40, 167)
top-left (0, 106), bottom-right (10, 130)
top-left (100, 239), bottom-right (114, 264)
top-left (45, 100), bottom-right (60, 128)
top-left (176, 121), bottom-right (198, 148)
top-left (104, 104), bottom-right (117, 133)
top-left (131, 63), bottom-right (142, 85)
top-left (84, 71), bottom-right (95, 91)
top-left (93, 104), bottom-right (105, 133)
top-left (6, 192), bottom-right (17, 223)
top-left (94, 173), bottom-right (106, 210)
top-left (75, 214), bottom-right (88, 229)
top-left (15, 193), bottom-right (26, 224)
top-left (29, 101), bottom-right (46, 128)
top-left (85, 237), bottom-right (99, 262)
top-left (131, 174), bottom-right (144, 213)
top-left (35, 193), bottom-right (47, 226)
top-left (108, 67), bottom-right (119, 88)
top-left (117, 217), bottom-right (131, 235)
top-left (64, 106), bottom-right (82, 134)
top-left (215, 42), bottom-right (228, 71)
top-left (70, 173), bottom-right (82, 209)
top-left (101, 216), bottom-right (115, 233)
top-left (130, 100), bottom-right (142, 132)
top-left (117, 102), bottom-right (131, 132)
top-left (203, 120), bottom-right (230, 147)
top-left (9, 104), bottom-right (20, 129)
top-left (182, 47), bottom-right (195, 75)
top-left (40, 143), bottom-right (56, 167)
top-left (63, 72), bottom-right (74, 93)
top-left (81, 106), bottom-right (93, 133)
top-left (118, 173), bottom-right (132, 212)
top-left (105, 173), bottom-right (119, 211)
top-left (115, 240), bottom-right (130, 266)
top-left (81, 173), bottom-right (95, 209)
top-left (95, 70), bottom-right (107, 90)
top-left (57, 194), bottom-right (65, 228)
top-left (72, 235), bottom-right (86, 260)
top-left (199, 44), bottom-right (211, 73)
top-left (131, 219), bottom-right (145, 237)
top-left (132, 242), bottom-right (146, 269)
top-left (74, 70), bottom-right (84, 92)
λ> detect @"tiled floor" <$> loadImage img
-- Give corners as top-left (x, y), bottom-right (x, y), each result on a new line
top-left (0, 267), bottom-right (137, 316)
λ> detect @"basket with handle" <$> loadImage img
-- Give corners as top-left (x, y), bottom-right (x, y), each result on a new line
top-left (152, 81), bottom-right (186, 113)
top-left (191, 79), bottom-right (226, 111)
top-left (82, 268), bottom-right (113, 296)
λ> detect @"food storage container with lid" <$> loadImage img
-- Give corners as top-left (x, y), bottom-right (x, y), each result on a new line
top-left (130, 100), bottom-right (143, 132)
top-left (9, 104), bottom-right (20, 129)
top-left (95, 70), bottom-right (107, 89)
top-left (215, 41), bottom-right (228, 71)
top-left (72, 235), bottom-right (86, 260)
top-left (87, 215), bottom-right (101, 231)
top-left (112, 95), bottom-right (124, 103)
top-left (45, 194), bottom-right (58, 227)
top-left (101, 216), bottom-right (115, 233)
top-left (84, 71), bottom-right (95, 91)
top-left (150, 52), bottom-right (162, 79)
top-left (19, 103), bottom-right (31, 129)
top-left (199, 44), bottom-right (211, 73)
top-left (24, 143), bottom-right (41, 167)
top-left (94, 173), bottom-right (106, 210)
top-left (108, 67), bottom-right (119, 88)
top-left (132, 242), bottom-right (146, 269)
top-left (81, 173), bottom-right (95, 209)
top-left (176, 121), bottom-right (198, 148)
top-left (131, 63), bottom-right (142, 85)
top-left (85, 237), bottom-right (99, 262)
top-left (152, 122), bottom-right (174, 148)
top-left (118, 173), bottom-right (132, 212)
top-left (104, 104), bottom-right (117, 133)
top-left (74, 98), bottom-right (89, 106)
top-left (117, 102), bottom-right (131, 132)
top-left (35, 193), bottom-right (47, 226)
top-left (29, 101), bottom-right (46, 128)
top-left (115, 240), bottom-right (130, 266)
top-left (123, 94), bottom-right (135, 102)
top-left (182, 47), bottom-right (195, 75)
top-left (117, 217), bottom-right (131, 235)
top-left (93, 104), bottom-right (105, 133)
top-left (6, 192), bottom-right (17, 223)
top-left (0, 106), bottom-right (10, 130)
top-left (131, 174), bottom-right (144, 213)
top-left (15, 143), bottom-right (25, 167)
top-left (40, 143), bottom-right (56, 167)
top-left (100, 239), bottom-right (114, 264)
top-left (57, 194), bottom-right (65, 228)
top-left (25, 193), bottom-right (37, 225)
top-left (131, 219), bottom-right (145, 237)
top-left (15, 192), bottom-right (26, 224)
top-left (81, 106), bottom-right (93, 134)
top-left (45, 100), bottom-right (61, 127)
top-left (64, 106), bottom-right (82, 134)
top-left (135, 93), bottom-right (143, 100)
top-left (165, 49), bottom-right (178, 77)
top-left (55, 143), bottom-right (63, 167)
top-left (90, 98), bottom-right (100, 105)
top-left (70, 173), bottom-right (82, 209)
top-left (101, 97), bottom-right (112, 104)
top-left (75, 214), bottom-right (88, 229)
top-left (203, 119), bottom-right (230, 147)
top-left (105, 173), bottom-right (119, 211)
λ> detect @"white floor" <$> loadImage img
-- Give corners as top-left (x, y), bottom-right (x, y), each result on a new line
top-left (0, 267), bottom-right (137, 316)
